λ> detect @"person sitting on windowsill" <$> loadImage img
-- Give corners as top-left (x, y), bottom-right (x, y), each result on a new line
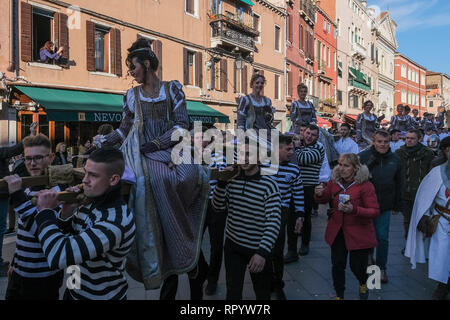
top-left (39, 41), bottom-right (64, 64)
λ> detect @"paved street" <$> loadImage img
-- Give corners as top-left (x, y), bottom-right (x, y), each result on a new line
top-left (1, 204), bottom-right (443, 300)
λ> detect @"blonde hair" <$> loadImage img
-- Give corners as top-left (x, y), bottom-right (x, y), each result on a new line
top-left (331, 153), bottom-right (371, 184)
top-left (55, 142), bottom-right (66, 153)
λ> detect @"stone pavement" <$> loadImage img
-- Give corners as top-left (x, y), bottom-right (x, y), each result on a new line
top-left (1, 205), bottom-right (443, 300)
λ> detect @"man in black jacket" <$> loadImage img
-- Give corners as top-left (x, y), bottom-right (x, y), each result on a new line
top-left (0, 123), bottom-right (37, 276)
top-left (359, 130), bottom-right (402, 284)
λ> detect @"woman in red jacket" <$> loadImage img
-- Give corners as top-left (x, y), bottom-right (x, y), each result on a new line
top-left (315, 153), bottom-right (380, 300)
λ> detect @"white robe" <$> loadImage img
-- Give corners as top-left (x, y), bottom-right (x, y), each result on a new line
top-left (405, 165), bottom-right (450, 283)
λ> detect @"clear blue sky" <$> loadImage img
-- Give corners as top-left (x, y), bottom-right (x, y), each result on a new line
top-left (368, 0), bottom-right (450, 75)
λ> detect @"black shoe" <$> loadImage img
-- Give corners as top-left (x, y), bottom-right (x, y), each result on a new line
top-left (432, 283), bottom-right (449, 300)
top-left (205, 281), bottom-right (217, 296)
top-left (299, 244), bottom-right (309, 256)
top-left (274, 288), bottom-right (287, 300)
top-left (284, 251), bottom-right (299, 263)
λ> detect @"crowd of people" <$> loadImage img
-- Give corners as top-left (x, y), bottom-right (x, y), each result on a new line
top-left (0, 37), bottom-right (448, 301)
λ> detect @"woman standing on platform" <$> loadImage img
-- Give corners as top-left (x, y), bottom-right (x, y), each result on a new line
top-left (289, 83), bottom-right (317, 133)
top-left (93, 38), bottom-right (209, 299)
top-left (237, 73), bottom-right (275, 132)
top-left (356, 100), bottom-right (384, 151)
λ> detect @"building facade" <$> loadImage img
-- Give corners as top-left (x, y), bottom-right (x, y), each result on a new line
top-left (0, 0), bottom-right (288, 148)
top-left (336, 0), bottom-right (379, 120)
top-left (314, 1), bottom-right (337, 117)
top-left (375, 11), bottom-right (397, 120)
top-left (394, 52), bottom-right (427, 116)
top-left (426, 71), bottom-right (450, 117)
top-left (285, 0), bottom-right (315, 128)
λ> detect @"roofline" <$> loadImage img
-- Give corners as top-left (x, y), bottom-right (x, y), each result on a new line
top-left (394, 52), bottom-right (427, 71)
top-left (316, 5), bottom-right (337, 27)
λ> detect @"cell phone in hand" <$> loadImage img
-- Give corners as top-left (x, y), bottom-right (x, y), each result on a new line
top-left (339, 194), bottom-right (350, 204)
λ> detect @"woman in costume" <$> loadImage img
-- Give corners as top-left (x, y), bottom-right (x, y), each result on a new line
top-left (93, 38), bottom-right (209, 297)
top-left (405, 150), bottom-right (450, 300)
top-left (389, 104), bottom-right (412, 133)
top-left (356, 100), bottom-right (384, 151)
top-left (237, 73), bottom-right (275, 132)
top-left (289, 83), bottom-right (317, 133)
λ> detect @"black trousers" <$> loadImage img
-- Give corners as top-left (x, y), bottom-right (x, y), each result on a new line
top-left (402, 199), bottom-right (414, 239)
top-left (272, 207), bottom-right (288, 289)
top-left (159, 251), bottom-right (208, 300)
top-left (205, 200), bottom-right (227, 284)
top-left (287, 185), bottom-right (314, 252)
top-left (331, 229), bottom-right (370, 299)
top-left (224, 239), bottom-right (272, 300)
top-left (5, 270), bottom-right (63, 300)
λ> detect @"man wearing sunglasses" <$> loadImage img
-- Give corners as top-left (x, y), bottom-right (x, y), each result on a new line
top-left (3, 134), bottom-right (64, 300)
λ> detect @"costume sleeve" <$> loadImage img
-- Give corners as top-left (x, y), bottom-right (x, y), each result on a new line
top-left (237, 96), bottom-right (250, 130)
top-left (101, 90), bottom-right (135, 147)
top-left (389, 115), bottom-right (396, 131)
top-left (296, 145), bottom-right (323, 166)
top-left (290, 102), bottom-right (298, 125)
top-left (152, 80), bottom-right (190, 150)
top-left (292, 171), bottom-right (305, 217)
top-left (310, 101), bottom-right (318, 124)
top-left (356, 114), bottom-right (363, 141)
top-left (212, 181), bottom-right (228, 211)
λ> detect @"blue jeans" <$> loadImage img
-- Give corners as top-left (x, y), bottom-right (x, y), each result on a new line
top-left (373, 211), bottom-right (391, 270)
top-left (0, 198), bottom-right (8, 264)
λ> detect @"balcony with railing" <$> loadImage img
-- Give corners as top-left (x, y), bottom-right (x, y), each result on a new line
top-left (299, 0), bottom-right (316, 26)
top-left (352, 42), bottom-right (367, 60)
top-left (209, 13), bottom-right (259, 53)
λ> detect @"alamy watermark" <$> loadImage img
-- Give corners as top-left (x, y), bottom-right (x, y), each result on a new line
top-left (367, 265), bottom-right (381, 290)
top-left (66, 265), bottom-right (81, 290)
top-left (170, 122), bottom-right (280, 175)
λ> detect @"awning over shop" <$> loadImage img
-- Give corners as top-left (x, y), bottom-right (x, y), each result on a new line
top-left (238, 0), bottom-right (254, 6)
top-left (316, 114), bottom-right (332, 129)
top-left (348, 67), bottom-right (371, 91)
top-left (186, 101), bottom-right (230, 124)
top-left (14, 86), bottom-right (124, 122)
top-left (14, 86), bottom-right (230, 124)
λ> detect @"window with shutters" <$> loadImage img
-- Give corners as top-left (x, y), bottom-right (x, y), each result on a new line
top-left (401, 90), bottom-right (406, 103)
top-left (32, 8), bottom-right (54, 62)
top-left (212, 60), bottom-right (221, 90)
top-left (429, 101), bottom-right (433, 108)
top-left (275, 74), bottom-right (281, 100)
top-left (274, 25), bottom-right (281, 52)
top-left (299, 25), bottom-right (303, 50)
top-left (287, 14), bottom-right (292, 43)
top-left (94, 26), bottom-right (110, 72)
top-left (401, 64), bottom-right (406, 78)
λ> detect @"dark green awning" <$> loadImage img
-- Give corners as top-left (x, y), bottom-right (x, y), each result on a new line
top-left (238, 0), bottom-right (254, 6)
top-left (14, 86), bottom-right (124, 122)
top-left (186, 101), bottom-right (230, 124)
top-left (14, 86), bottom-right (230, 124)
top-left (348, 67), bottom-right (371, 91)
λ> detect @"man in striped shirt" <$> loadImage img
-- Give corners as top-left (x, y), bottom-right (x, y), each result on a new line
top-left (212, 144), bottom-right (282, 300)
top-left (32, 147), bottom-right (135, 300)
top-left (269, 134), bottom-right (305, 300)
top-left (292, 124), bottom-right (324, 256)
top-left (4, 134), bottom-right (64, 300)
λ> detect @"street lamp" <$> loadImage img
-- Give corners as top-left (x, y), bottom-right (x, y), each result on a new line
top-left (235, 53), bottom-right (245, 70)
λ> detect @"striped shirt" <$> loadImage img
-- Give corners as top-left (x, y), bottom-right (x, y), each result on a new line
top-left (212, 171), bottom-right (281, 257)
top-left (34, 185), bottom-right (136, 300)
top-left (295, 142), bottom-right (325, 186)
top-left (269, 162), bottom-right (305, 216)
top-left (10, 186), bottom-right (62, 278)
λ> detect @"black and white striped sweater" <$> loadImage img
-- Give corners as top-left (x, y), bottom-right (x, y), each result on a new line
top-left (212, 170), bottom-right (281, 257)
top-left (34, 184), bottom-right (136, 300)
top-left (295, 142), bottom-right (325, 187)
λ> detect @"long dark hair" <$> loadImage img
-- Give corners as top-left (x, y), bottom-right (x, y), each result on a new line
top-left (126, 38), bottom-right (159, 82)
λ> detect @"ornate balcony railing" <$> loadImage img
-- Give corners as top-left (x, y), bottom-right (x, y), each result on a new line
top-left (210, 19), bottom-right (257, 52)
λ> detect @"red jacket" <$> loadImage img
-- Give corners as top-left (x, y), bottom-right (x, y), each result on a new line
top-left (315, 178), bottom-right (380, 250)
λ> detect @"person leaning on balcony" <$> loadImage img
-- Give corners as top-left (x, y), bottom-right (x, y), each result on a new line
top-left (289, 83), bottom-right (317, 134)
top-left (39, 41), bottom-right (64, 64)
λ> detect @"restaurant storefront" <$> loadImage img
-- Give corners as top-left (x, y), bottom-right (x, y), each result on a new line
top-left (11, 85), bottom-right (229, 152)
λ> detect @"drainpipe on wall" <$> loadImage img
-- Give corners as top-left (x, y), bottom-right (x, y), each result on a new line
top-left (7, 0), bottom-right (18, 75)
